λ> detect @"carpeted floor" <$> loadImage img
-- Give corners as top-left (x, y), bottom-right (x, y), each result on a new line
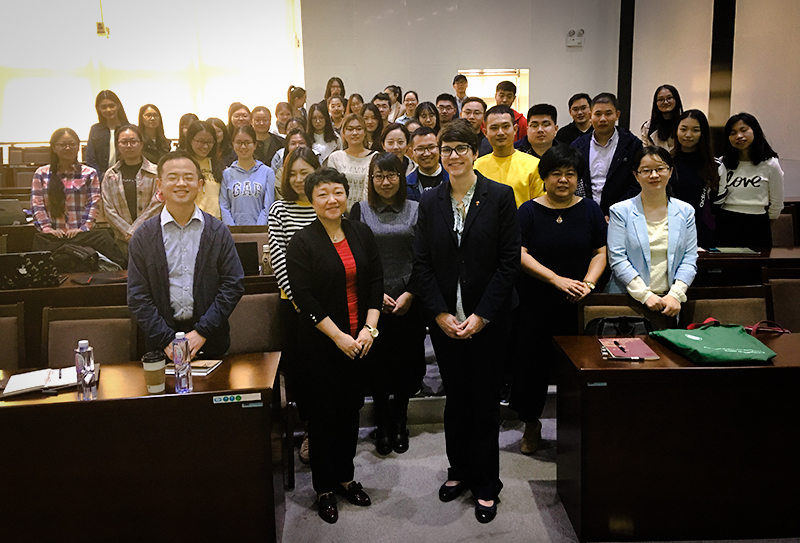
top-left (281, 420), bottom-right (797, 543)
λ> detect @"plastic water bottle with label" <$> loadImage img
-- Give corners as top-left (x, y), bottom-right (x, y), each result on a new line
top-left (172, 332), bottom-right (193, 394)
top-left (75, 339), bottom-right (97, 401)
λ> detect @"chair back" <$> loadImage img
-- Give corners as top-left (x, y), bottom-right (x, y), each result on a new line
top-left (681, 286), bottom-right (769, 327)
top-left (228, 293), bottom-right (282, 354)
top-left (42, 306), bottom-right (138, 367)
top-left (771, 209), bottom-right (797, 247)
top-left (0, 302), bottom-right (25, 371)
top-left (229, 226), bottom-right (270, 273)
top-left (578, 293), bottom-right (676, 333)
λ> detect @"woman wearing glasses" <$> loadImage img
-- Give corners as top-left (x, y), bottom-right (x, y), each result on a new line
top-left (640, 85), bottom-right (683, 152)
top-left (607, 146), bottom-right (698, 316)
top-left (186, 120), bottom-right (224, 219)
top-left (220, 125), bottom-right (275, 226)
top-left (101, 124), bottom-right (162, 251)
top-left (349, 152), bottom-right (424, 456)
top-left (327, 114), bottom-right (376, 211)
top-left (138, 104), bottom-right (170, 164)
top-left (413, 120), bottom-right (520, 523)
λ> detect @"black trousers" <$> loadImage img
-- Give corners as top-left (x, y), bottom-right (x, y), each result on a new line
top-left (714, 209), bottom-right (772, 249)
top-left (307, 406), bottom-right (360, 494)
top-left (32, 228), bottom-right (127, 269)
top-left (429, 321), bottom-right (507, 501)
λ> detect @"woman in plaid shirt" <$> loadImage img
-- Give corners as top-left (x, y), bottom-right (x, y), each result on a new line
top-left (31, 128), bottom-right (101, 237)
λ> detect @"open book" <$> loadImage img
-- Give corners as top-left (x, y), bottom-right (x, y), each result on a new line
top-left (3, 367), bottom-right (78, 397)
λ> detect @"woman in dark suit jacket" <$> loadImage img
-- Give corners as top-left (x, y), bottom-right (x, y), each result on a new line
top-left (286, 167), bottom-right (383, 525)
top-left (412, 119), bottom-right (520, 523)
top-left (86, 90), bottom-right (129, 181)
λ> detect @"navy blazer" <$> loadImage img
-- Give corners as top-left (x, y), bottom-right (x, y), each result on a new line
top-left (412, 172), bottom-right (520, 322)
top-left (572, 126), bottom-right (643, 215)
top-left (127, 210), bottom-right (245, 353)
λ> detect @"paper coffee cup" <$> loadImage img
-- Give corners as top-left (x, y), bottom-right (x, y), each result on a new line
top-left (142, 351), bottom-right (166, 394)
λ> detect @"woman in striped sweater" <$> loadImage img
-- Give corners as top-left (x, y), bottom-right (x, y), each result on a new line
top-left (268, 146), bottom-right (321, 464)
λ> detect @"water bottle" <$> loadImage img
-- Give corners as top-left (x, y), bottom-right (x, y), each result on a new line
top-left (172, 332), bottom-right (193, 394)
top-left (75, 340), bottom-right (97, 401)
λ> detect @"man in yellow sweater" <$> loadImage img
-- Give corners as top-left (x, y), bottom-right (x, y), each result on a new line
top-left (475, 105), bottom-right (544, 208)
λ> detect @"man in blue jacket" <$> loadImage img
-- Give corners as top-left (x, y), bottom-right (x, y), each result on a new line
top-left (571, 93), bottom-right (643, 216)
top-left (127, 150), bottom-right (244, 360)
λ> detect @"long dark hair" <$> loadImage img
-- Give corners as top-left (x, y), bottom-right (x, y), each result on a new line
top-left (324, 77), bottom-right (346, 101)
top-left (282, 146), bottom-right (321, 201)
top-left (307, 101), bottom-right (337, 143)
top-left (415, 102), bottom-right (440, 134)
top-left (137, 104), bottom-right (169, 152)
top-left (207, 117), bottom-right (233, 159)
top-left (647, 84), bottom-right (683, 143)
top-left (94, 90), bottom-right (129, 127)
top-left (186, 121), bottom-right (223, 181)
top-left (721, 112), bottom-right (778, 169)
top-left (361, 103), bottom-right (384, 152)
top-left (367, 152), bottom-right (407, 209)
top-left (47, 128), bottom-right (81, 219)
top-left (177, 113), bottom-right (199, 150)
top-left (673, 109), bottom-right (719, 191)
top-left (227, 102), bottom-right (251, 135)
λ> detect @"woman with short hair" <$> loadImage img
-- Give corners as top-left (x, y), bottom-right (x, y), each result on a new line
top-left (414, 102), bottom-right (440, 134)
top-left (286, 167), bottom-right (383, 524)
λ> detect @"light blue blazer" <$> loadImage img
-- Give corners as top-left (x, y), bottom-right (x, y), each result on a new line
top-left (606, 195), bottom-right (698, 293)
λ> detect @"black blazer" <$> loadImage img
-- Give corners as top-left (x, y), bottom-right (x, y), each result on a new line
top-left (86, 123), bottom-right (111, 180)
top-left (572, 126), bottom-right (643, 215)
top-left (287, 218), bottom-right (383, 339)
top-left (412, 172), bottom-right (520, 322)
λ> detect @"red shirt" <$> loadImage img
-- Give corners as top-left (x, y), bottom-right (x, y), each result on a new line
top-left (334, 238), bottom-right (359, 337)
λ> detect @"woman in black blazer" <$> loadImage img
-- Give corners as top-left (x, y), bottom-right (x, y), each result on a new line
top-left (86, 90), bottom-right (129, 181)
top-left (412, 119), bottom-right (520, 523)
top-left (286, 167), bottom-right (383, 525)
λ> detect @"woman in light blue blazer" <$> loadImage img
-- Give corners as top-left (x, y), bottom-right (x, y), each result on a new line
top-left (607, 146), bottom-right (698, 317)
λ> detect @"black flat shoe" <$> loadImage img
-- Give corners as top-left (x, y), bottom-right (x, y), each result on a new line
top-left (475, 501), bottom-right (497, 523)
top-left (317, 493), bottom-right (338, 524)
top-left (438, 480), bottom-right (467, 502)
top-left (334, 481), bottom-right (372, 506)
top-left (375, 427), bottom-right (392, 456)
top-left (392, 427), bottom-right (409, 454)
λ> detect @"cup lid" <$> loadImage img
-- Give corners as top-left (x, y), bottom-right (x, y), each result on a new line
top-left (141, 350), bottom-right (166, 363)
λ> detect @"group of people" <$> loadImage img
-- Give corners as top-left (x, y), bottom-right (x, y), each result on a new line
top-left (27, 76), bottom-right (784, 526)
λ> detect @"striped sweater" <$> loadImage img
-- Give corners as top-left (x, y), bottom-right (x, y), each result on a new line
top-left (268, 199), bottom-right (317, 299)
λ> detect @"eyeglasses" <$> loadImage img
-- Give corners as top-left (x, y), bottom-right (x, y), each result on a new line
top-left (440, 144), bottom-right (471, 157)
top-left (637, 166), bottom-right (671, 176)
top-left (373, 172), bottom-right (399, 182)
top-left (118, 140), bottom-right (141, 147)
top-left (142, 113), bottom-right (160, 120)
top-left (656, 97), bottom-right (674, 104)
top-left (55, 142), bottom-right (79, 150)
top-left (413, 145), bottom-right (438, 155)
top-left (233, 140), bottom-right (255, 148)
top-left (193, 138), bottom-right (215, 147)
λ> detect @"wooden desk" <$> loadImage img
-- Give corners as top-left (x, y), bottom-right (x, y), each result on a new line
top-left (696, 246), bottom-right (800, 286)
top-left (554, 334), bottom-right (800, 542)
top-left (0, 352), bottom-right (284, 542)
top-left (0, 274), bottom-right (278, 368)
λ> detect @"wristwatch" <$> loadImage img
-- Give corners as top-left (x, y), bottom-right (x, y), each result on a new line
top-left (363, 324), bottom-right (379, 338)
top-left (584, 281), bottom-right (596, 290)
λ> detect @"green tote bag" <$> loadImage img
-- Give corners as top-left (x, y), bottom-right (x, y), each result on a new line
top-left (650, 322), bottom-right (777, 365)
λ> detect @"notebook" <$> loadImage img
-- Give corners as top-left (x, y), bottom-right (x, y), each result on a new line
top-left (0, 251), bottom-right (61, 290)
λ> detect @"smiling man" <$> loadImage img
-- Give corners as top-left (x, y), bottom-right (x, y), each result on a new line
top-left (515, 104), bottom-right (563, 159)
top-left (406, 127), bottom-right (449, 201)
top-left (475, 105), bottom-right (543, 208)
top-left (127, 150), bottom-right (244, 360)
top-left (571, 93), bottom-right (643, 215)
top-left (494, 81), bottom-right (527, 142)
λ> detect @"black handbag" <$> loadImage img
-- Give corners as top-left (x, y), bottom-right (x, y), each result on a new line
top-left (585, 316), bottom-right (654, 337)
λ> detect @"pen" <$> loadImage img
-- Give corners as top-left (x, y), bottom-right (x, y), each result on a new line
top-left (59, 368), bottom-right (62, 379)
top-left (613, 340), bottom-right (627, 353)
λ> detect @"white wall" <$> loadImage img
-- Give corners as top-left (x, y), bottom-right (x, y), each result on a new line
top-left (630, 0), bottom-right (714, 137)
top-left (731, 0), bottom-right (800, 198)
top-left (0, 0), bottom-right (303, 142)
top-left (300, 0), bottom-right (621, 127)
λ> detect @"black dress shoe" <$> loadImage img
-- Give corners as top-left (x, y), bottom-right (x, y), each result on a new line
top-left (334, 481), bottom-right (372, 506)
top-left (317, 493), bottom-right (338, 524)
top-left (375, 428), bottom-right (392, 456)
top-left (475, 501), bottom-right (497, 523)
top-left (392, 426), bottom-right (409, 454)
top-left (438, 481), bottom-right (467, 502)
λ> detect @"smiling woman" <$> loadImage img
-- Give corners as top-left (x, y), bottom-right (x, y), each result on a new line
top-left (86, 90), bottom-right (129, 181)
